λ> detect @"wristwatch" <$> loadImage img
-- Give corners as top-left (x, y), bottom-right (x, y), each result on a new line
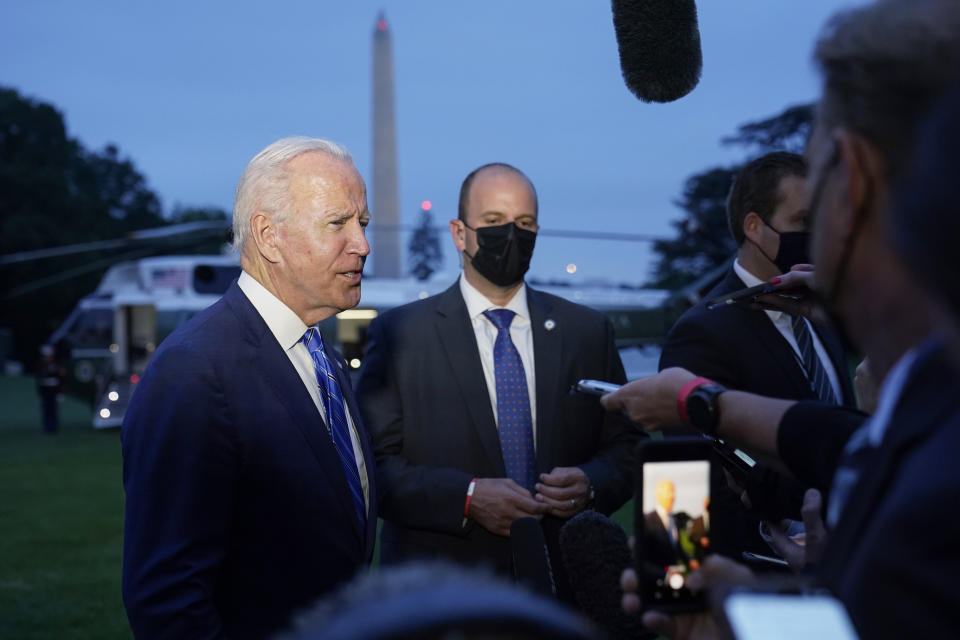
top-left (677, 377), bottom-right (728, 434)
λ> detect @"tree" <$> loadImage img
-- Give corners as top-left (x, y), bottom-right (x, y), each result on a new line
top-left (0, 86), bottom-right (217, 368)
top-left (648, 103), bottom-right (814, 289)
top-left (408, 206), bottom-right (443, 281)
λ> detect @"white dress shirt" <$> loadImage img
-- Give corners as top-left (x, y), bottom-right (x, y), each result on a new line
top-left (237, 271), bottom-right (369, 508)
top-left (734, 260), bottom-right (843, 402)
top-left (459, 273), bottom-right (538, 445)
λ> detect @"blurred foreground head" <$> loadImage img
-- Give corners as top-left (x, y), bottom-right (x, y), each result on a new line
top-left (279, 562), bottom-right (600, 640)
top-left (891, 69), bottom-right (960, 365)
top-left (804, 0), bottom-right (960, 363)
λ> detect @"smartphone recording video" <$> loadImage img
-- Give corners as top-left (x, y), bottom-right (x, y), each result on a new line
top-left (636, 439), bottom-right (712, 612)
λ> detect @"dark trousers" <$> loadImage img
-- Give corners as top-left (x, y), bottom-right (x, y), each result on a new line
top-left (41, 393), bottom-right (58, 433)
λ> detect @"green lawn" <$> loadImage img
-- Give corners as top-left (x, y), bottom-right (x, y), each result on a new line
top-left (0, 376), bottom-right (130, 640)
top-left (0, 375), bottom-right (634, 639)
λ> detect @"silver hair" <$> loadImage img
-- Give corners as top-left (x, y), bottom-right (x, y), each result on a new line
top-left (814, 0), bottom-right (960, 180)
top-left (231, 136), bottom-right (353, 253)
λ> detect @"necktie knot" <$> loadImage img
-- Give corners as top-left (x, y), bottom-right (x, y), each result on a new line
top-left (483, 308), bottom-right (516, 331)
top-left (301, 326), bottom-right (324, 355)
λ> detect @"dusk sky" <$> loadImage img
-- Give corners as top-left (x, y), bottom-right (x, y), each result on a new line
top-left (2, 1), bottom-right (862, 285)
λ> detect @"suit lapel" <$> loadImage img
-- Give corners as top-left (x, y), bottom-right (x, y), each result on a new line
top-left (717, 271), bottom-right (816, 400)
top-left (740, 308), bottom-right (816, 399)
top-left (224, 284), bottom-right (364, 544)
top-left (434, 284), bottom-right (506, 475)
top-left (527, 287), bottom-right (560, 474)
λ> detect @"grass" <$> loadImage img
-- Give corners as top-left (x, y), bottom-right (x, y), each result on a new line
top-left (0, 376), bottom-right (130, 640)
top-left (0, 375), bottom-right (635, 639)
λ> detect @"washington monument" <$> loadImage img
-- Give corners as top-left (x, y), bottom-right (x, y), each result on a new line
top-left (371, 12), bottom-right (401, 277)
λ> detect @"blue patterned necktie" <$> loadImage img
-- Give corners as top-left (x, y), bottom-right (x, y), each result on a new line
top-left (301, 327), bottom-right (366, 530)
top-left (483, 309), bottom-right (536, 491)
top-left (791, 315), bottom-right (839, 404)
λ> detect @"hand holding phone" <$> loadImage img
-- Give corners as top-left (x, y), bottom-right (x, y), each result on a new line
top-left (635, 438), bottom-right (714, 613)
top-left (573, 379), bottom-right (621, 396)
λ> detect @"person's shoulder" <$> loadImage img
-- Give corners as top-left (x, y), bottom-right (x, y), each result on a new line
top-left (151, 296), bottom-right (240, 364)
top-left (374, 285), bottom-right (453, 327)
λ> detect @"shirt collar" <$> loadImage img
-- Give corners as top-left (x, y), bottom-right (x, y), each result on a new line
top-left (237, 270), bottom-right (309, 350)
top-left (459, 272), bottom-right (530, 323)
top-left (733, 259), bottom-right (783, 321)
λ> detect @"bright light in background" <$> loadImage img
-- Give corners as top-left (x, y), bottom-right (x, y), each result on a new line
top-left (566, 263), bottom-right (577, 274)
top-left (350, 358), bottom-right (361, 369)
top-left (421, 200), bottom-right (432, 211)
top-left (99, 408), bottom-right (111, 419)
top-left (337, 309), bottom-right (378, 320)
top-left (108, 391), bottom-right (119, 402)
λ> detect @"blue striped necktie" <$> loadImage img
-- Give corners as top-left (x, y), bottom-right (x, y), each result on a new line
top-left (791, 315), bottom-right (839, 404)
top-left (483, 309), bottom-right (536, 491)
top-left (301, 327), bottom-right (366, 530)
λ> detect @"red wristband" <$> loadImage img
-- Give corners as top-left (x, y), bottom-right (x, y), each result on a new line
top-left (464, 477), bottom-right (478, 518)
top-left (676, 376), bottom-right (716, 425)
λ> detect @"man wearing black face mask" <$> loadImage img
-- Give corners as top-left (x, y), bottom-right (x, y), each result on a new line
top-left (658, 151), bottom-right (856, 562)
top-left (356, 163), bottom-right (638, 600)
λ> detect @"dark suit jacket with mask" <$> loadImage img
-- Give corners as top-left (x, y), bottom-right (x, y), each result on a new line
top-left (356, 282), bottom-right (639, 586)
top-left (659, 268), bottom-right (855, 558)
top-left (121, 282), bottom-right (377, 640)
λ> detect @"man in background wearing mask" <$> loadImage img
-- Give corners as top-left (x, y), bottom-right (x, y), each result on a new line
top-left (357, 162), bottom-right (637, 598)
top-left (659, 152), bottom-right (856, 561)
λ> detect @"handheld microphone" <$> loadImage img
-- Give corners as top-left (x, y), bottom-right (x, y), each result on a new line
top-left (611, 0), bottom-right (703, 103)
top-left (510, 517), bottom-right (557, 597)
top-left (559, 511), bottom-right (651, 640)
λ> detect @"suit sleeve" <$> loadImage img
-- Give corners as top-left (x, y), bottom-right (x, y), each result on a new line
top-left (357, 317), bottom-right (474, 536)
top-left (578, 317), bottom-right (643, 514)
top-left (776, 401), bottom-right (866, 494)
top-left (658, 312), bottom-right (740, 388)
top-left (121, 344), bottom-right (238, 640)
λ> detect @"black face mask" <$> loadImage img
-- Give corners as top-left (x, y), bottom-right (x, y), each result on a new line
top-left (463, 221), bottom-right (537, 287)
top-left (760, 223), bottom-right (811, 274)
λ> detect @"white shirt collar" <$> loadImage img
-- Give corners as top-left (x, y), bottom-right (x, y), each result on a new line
top-left (733, 259), bottom-right (783, 321)
top-left (458, 272), bottom-right (530, 323)
top-left (237, 270), bottom-right (309, 350)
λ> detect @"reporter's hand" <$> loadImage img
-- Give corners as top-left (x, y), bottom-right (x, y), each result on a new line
top-left (621, 555), bottom-right (755, 639)
top-left (534, 466), bottom-right (590, 518)
top-left (752, 265), bottom-right (828, 324)
top-left (468, 478), bottom-right (547, 537)
top-left (601, 368), bottom-right (696, 429)
top-left (765, 488), bottom-right (828, 572)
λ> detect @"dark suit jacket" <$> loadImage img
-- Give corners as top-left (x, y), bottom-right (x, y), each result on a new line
top-left (356, 282), bottom-right (638, 583)
top-left (121, 282), bottom-right (377, 640)
top-left (642, 512), bottom-right (683, 569)
top-left (817, 341), bottom-right (960, 638)
top-left (660, 268), bottom-right (855, 558)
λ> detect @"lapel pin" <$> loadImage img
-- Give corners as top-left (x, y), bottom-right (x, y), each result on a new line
top-left (544, 319), bottom-right (556, 331)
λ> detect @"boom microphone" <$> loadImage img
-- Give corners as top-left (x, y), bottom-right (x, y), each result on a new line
top-left (510, 517), bottom-right (557, 597)
top-left (559, 511), bottom-right (651, 640)
top-left (611, 0), bottom-right (703, 103)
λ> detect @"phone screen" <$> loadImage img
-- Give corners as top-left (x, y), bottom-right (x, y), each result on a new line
top-left (723, 592), bottom-right (858, 640)
top-left (640, 457), bottom-right (711, 609)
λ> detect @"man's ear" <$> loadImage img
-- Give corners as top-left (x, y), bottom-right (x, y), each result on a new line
top-left (742, 211), bottom-right (765, 246)
top-left (251, 211), bottom-right (282, 263)
top-left (449, 218), bottom-right (466, 252)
